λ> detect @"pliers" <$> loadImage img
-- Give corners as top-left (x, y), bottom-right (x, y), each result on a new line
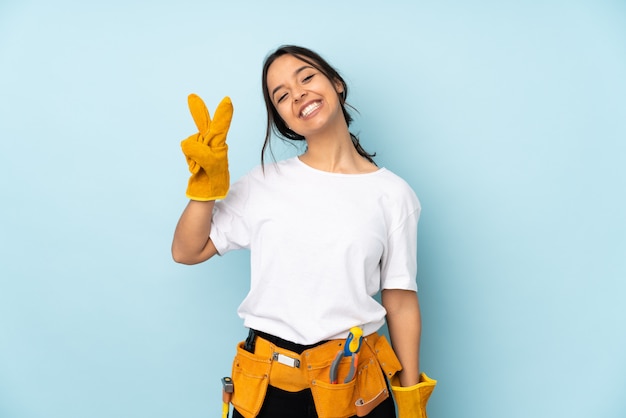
top-left (330, 327), bottom-right (364, 384)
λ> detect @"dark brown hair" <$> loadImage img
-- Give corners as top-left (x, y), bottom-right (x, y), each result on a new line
top-left (261, 45), bottom-right (375, 166)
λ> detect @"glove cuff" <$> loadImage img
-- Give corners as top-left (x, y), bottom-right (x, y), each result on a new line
top-left (185, 168), bottom-right (229, 201)
top-left (391, 372), bottom-right (437, 418)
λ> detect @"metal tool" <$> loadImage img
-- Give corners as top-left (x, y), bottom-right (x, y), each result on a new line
top-left (221, 376), bottom-right (234, 418)
top-left (329, 327), bottom-right (363, 384)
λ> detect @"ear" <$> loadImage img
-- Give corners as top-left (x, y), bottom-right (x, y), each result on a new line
top-left (333, 79), bottom-right (345, 94)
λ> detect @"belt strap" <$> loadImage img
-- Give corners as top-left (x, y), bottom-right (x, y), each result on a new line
top-left (249, 329), bottom-right (329, 354)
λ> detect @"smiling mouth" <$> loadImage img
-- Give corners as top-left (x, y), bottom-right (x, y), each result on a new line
top-left (300, 101), bottom-right (321, 118)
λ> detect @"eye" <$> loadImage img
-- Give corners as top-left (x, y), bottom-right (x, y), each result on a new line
top-left (277, 92), bottom-right (288, 103)
top-left (302, 74), bottom-right (315, 83)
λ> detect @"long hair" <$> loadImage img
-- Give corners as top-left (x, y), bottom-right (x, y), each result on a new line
top-left (261, 45), bottom-right (375, 166)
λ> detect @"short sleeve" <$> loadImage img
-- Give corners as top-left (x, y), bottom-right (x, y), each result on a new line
top-left (209, 175), bottom-right (251, 255)
top-left (380, 207), bottom-right (420, 292)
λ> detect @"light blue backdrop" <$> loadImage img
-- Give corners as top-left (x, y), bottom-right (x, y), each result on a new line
top-left (1, 0), bottom-right (625, 417)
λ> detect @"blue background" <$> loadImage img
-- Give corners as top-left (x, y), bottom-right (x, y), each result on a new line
top-left (1, 0), bottom-right (625, 417)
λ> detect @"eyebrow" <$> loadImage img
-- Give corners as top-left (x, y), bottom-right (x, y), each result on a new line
top-left (271, 65), bottom-right (315, 99)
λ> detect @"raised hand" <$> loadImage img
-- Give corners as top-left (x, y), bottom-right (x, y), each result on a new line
top-left (180, 94), bottom-right (233, 201)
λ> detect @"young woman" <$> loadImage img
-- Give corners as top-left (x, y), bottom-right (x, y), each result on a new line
top-left (172, 45), bottom-right (435, 418)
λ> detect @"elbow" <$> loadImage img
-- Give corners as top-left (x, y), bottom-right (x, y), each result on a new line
top-left (171, 243), bottom-right (215, 265)
top-left (171, 236), bottom-right (217, 265)
top-left (171, 246), bottom-right (198, 265)
top-left (171, 251), bottom-right (188, 265)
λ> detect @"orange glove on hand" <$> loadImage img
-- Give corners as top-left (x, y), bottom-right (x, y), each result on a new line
top-left (391, 372), bottom-right (437, 418)
top-left (181, 94), bottom-right (233, 201)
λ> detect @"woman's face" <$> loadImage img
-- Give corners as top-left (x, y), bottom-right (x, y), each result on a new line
top-left (266, 54), bottom-right (345, 138)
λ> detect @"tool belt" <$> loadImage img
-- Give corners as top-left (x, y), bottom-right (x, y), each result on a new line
top-left (229, 330), bottom-right (402, 418)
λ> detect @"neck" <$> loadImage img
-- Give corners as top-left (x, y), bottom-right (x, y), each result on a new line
top-left (300, 126), bottom-right (376, 174)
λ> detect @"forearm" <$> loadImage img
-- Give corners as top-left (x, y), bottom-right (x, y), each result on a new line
top-left (172, 200), bottom-right (218, 264)
top-left (382, 289), bottom-right (421, 386)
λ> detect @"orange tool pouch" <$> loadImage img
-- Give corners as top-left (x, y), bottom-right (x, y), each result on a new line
top-left (230, 332), bottom-right (403, 418)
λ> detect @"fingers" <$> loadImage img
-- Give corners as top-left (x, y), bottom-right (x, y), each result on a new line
top-left (207, 96), bottom-right (233, 147)
top-left (187, 94), bottom-right (234, 148)
top-left (182, 134), bottom-right (203, 174)
top-left (182, 138), bottom-right (211, 168)
top-left (188, 94), bottom-right (211, 137)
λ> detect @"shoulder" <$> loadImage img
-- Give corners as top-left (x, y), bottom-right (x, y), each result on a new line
top-left (376, 169), bottom-right (419, 201)
top-left (367, 169), bottom-right (421, 223)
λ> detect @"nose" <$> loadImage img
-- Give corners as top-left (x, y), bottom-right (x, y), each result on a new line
top-left (293, 89), bottom-right (307, 102)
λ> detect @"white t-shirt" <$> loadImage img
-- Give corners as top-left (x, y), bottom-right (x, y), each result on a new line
top-left (210, 157), bottom-right (420, 345)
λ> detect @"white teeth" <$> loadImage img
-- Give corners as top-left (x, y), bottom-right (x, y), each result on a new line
top-left (301, 102), bottom-right (321, 118)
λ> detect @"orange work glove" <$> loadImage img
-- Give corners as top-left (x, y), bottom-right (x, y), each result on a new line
top-left (391, 372), bottom-right (437, 418)
top-left (180, 94), bottom-right (233, 201)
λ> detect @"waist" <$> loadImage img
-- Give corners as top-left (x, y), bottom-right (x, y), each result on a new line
top-left (244, 328), bottom-right (384, 369)
top-left (247, 329), bottom-right (329, 355)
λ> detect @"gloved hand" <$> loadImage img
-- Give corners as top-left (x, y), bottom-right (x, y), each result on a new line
top-left (391, 372), bottom-right (437, 418)
top-left (181, 94), bottom-right (233, 201)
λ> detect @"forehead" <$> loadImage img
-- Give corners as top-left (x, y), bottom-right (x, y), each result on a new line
top-left (266, 54), bottom-right (317, 87)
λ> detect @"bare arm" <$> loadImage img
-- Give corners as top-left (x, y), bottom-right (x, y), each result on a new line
top-left (382, 289), bottom-right (421, 386)
top-left (171, 200), bottom-right (219, 264)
